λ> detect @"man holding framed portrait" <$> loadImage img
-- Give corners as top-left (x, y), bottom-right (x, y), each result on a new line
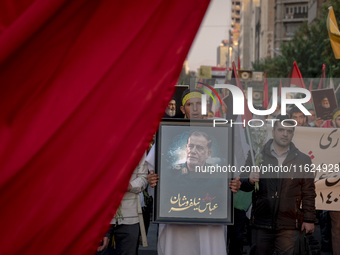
top-left (147, 88), bottom-right (240, 255)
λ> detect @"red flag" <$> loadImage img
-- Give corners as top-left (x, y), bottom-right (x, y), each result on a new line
top-left (288, 61), bottom-right (306, 89)
top-left (263, 73), bottom-right (269, 109)
top-left (318, 64), bottom-right (326, 89)
top-left (232, 62), bottom-right (252, 123)
top-left (0, 0), bottom-right (210, 254)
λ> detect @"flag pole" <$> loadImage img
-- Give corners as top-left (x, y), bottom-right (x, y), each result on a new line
top-left (245, 125), bottom-right (255, 167)
top-left (335, 84), bottom-right (340, 93)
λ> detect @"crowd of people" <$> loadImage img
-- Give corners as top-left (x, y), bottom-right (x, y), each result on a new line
top-left (96, 87), bottom-right (340, 255)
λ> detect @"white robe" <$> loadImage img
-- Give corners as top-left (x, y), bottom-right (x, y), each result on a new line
top-left (158, 224), bottom-right (228, 255)
top-left (146, 145), bottom-right (228, 255)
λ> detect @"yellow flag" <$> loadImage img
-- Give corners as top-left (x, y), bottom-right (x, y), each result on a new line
top-left (198, 66), bottom-right (212, 78)
top-left (327, 6), bottom-right (340, 59)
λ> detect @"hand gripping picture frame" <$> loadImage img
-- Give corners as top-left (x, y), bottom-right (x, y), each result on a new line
top-left (153, 119), bottom-right (234, 224)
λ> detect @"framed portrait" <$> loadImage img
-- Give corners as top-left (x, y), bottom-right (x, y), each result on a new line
top-left (153, 120), bottom-right (234, 224)
top-left (162, 85), bottom-right (189, 119)
top-left (311, 88), bottom-right (338, 120)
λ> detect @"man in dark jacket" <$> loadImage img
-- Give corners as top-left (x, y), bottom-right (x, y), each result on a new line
top-left (241, 115), bottom-right (316, 255)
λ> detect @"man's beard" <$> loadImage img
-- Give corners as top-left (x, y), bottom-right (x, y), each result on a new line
top-left (166, 108), bottom-right (176, 117)
top-left (322, 102), bottom-right (330, 109)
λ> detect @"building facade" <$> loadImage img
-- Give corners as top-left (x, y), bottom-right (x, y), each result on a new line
top-left (308, 0), bottom-right (328, 24)
top-left (239, 0), bottom-right (252, 69)
top-left (274, 0), bottom-right (309, 51)
top-left (259, 0), bottom-right (275, 61)
top-left (217, 40), bottom-right (228, 67)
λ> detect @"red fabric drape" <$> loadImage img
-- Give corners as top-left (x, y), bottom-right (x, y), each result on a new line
top-left (0, 0), bottom-right (210, 254)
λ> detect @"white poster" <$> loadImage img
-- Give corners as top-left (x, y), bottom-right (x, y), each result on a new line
top-left (292, 127), bottom-right (340, 211)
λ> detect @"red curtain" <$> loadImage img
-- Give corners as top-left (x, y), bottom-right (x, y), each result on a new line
top-left (0, 0), bottom-right (210, 254)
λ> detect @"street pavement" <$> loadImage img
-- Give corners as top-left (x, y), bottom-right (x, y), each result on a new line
top-left (138, 220), bottom-right (329, 255)
top-left (139, 222), bottom-right (158, 255)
